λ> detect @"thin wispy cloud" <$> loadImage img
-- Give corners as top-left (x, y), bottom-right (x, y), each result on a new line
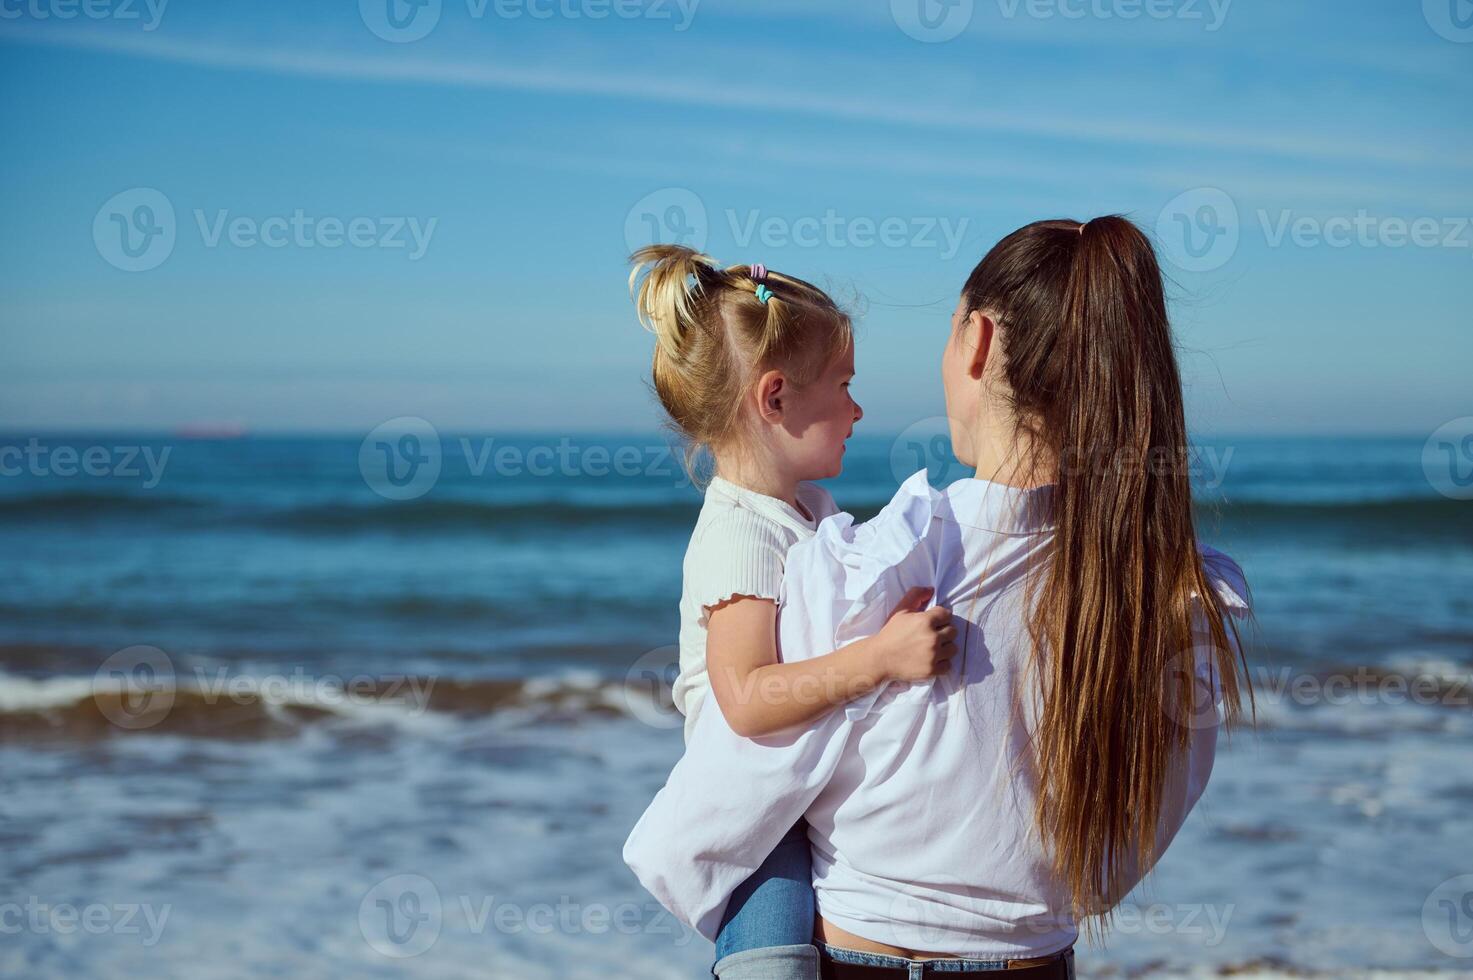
top-left (2, 22), bottom-right (1463, 170)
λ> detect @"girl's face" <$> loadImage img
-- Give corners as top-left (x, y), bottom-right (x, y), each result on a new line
top-left (778, 344), bottom-right (863, 481)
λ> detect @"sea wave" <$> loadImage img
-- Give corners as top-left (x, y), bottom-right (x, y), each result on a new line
top-left (1, 488), bottom-right (1466, 537)
top-left (4, 655), bottom-right (1467, 745)
top-left (0, 669), bottom-right (673, 743)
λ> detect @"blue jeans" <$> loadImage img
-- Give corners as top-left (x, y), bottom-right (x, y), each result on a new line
top-left (712, 818), bottom-right (816, 970)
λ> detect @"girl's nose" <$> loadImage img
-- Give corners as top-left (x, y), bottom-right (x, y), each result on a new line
top-left (852, 399), bottom-right (864, 423)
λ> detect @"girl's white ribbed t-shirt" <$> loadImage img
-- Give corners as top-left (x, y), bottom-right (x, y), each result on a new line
top-left (672, 475), bottom-right (839, 743)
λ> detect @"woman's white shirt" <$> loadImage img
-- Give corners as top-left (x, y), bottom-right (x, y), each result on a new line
top-left (625, 470), bottom-right (1251, 958)
top-left (673, 476), bottom-right (840, 744)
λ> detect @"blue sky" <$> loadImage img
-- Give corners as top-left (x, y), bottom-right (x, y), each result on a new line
top-left (1, 0), bottom-right (1469, 436)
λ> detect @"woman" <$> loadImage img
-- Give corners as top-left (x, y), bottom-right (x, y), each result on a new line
top-left (625, 216), bottom-right (1252, 980)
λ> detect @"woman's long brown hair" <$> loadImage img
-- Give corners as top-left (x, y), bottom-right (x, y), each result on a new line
top-left (961, 216), bottom-right (1249, 918)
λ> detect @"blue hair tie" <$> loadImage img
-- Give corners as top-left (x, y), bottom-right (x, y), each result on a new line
top-left (755, 284), bottom-right (773, 304)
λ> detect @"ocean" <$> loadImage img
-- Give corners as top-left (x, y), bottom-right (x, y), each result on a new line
top-left (1, 431), bottom-right (1469, 978)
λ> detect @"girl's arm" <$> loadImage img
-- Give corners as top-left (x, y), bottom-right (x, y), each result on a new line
top-left (705, 589), bottom-right (955, 738)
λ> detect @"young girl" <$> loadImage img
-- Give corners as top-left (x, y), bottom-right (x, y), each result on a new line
top-left (628, 246), bottom-right (957, 980)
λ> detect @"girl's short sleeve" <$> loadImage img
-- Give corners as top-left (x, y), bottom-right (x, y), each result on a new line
top-left (685, 511), bottom-right (789, 626)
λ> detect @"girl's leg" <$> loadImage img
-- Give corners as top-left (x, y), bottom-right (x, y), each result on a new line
top-left (711, 819), bottom-right (817, 980)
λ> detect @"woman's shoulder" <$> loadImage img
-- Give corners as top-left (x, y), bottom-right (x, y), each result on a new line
top-left (1197, 543), bottom-right (1252, 617)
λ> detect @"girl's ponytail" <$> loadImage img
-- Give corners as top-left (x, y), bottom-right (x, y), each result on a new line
top-left (628, 244), bottom-right (723, 364)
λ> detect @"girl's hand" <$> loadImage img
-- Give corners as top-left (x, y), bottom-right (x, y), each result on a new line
top-left (874, 587), bottom-right (957, 683)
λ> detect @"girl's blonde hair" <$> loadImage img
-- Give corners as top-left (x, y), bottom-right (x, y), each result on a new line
top-left (628, 245), bottom-right (852, 473)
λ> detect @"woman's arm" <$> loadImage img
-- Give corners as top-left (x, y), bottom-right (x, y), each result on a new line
top-left (705, 589), bottom-right (955, 738)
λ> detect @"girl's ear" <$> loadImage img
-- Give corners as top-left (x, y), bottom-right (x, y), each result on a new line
top-left (968, 311), bottom-right (995, 381)
top-left (754, 370), bottom-right (786, 422)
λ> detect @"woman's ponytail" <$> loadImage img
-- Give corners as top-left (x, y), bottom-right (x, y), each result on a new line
top-left (960, 216), bottom-right (1248, 920)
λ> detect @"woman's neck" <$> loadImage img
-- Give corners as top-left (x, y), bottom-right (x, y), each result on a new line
top-left (968, 420), bottom-right (1057, 491)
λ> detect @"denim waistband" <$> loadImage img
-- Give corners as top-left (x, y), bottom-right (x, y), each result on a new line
top-left (818, 943), bottom-right (1072, 972)
top-left (818, 942), bottom-right (1073, 974)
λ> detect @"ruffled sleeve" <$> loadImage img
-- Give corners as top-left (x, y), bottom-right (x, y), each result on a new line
top-left (781, 469), bottom-right (942, 720)
top-left (623, 471), bottom-right (943, 937)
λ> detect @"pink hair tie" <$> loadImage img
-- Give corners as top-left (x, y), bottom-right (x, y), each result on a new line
top-left (750, 263), bottom-right (767, 281)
